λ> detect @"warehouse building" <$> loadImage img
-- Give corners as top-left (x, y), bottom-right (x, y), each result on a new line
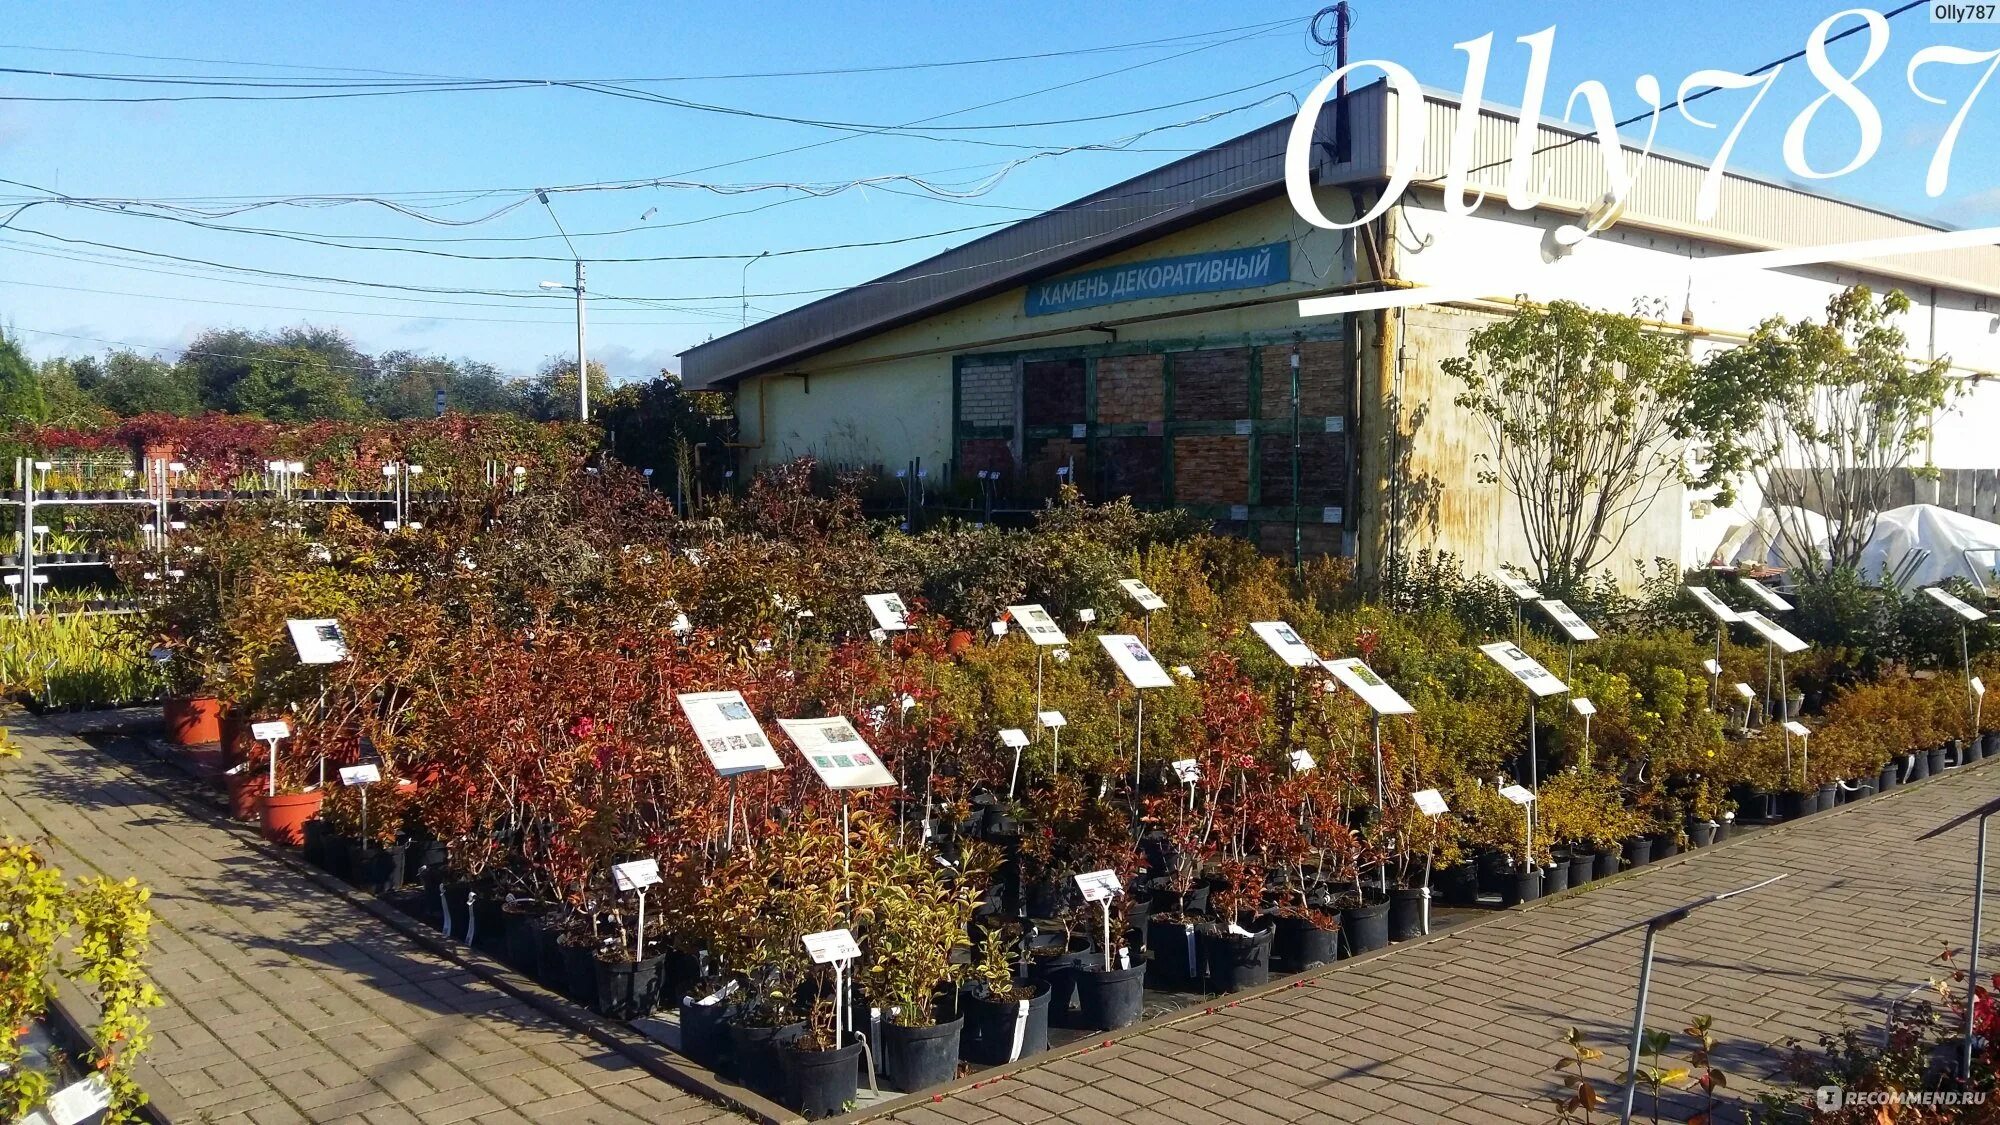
top-left (680, 81), bottom-right (2000, 584)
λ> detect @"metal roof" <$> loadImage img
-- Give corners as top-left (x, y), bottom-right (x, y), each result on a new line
top-left (681, 82), bottom-right (1998, 389)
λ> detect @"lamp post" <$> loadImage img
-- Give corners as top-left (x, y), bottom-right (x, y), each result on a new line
top-left (1919, 793), bottom-right (2000, 1078)
top-left (741, 250), bottom-right (769, 328)
top-left (537, 190), bottom-right (589, 422)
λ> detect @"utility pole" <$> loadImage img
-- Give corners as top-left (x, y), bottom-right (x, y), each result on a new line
top-left (538, 189), bottom-right (590, 422)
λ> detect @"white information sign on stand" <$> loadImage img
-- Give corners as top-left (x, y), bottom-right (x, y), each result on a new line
top-left (1413, 789), bottom-right (1450, 816)
top-left (863, 593), bottom-right (911, 631)
top-left (998, 728), bottom-right (1030, 749)
top-left (1074, 869), bottom-right (1122, 903)
top-left (1782, 720), bottom-right (1811, 738)
top-left (1098, 634), bottom-right (1174, 689)
top-left (1288, 749), bottom-right (1316, 772)
top-left (1250, 621), bottom-right (1320, 668)
top-left (338, 763), bottom-right (381, 786)
top-left (1006, 604), bottom-right (1069, 646)
top-left (1734, 682), bottom-right (1758, 701)
top-left (1738, 610), bottom-right (1809, 654)
top-left (778, 716), bottom-right (897, 790)
top-left (250, 720), bottom-right (291, 742)
top-left (1739, 578), bottom-right (1794, 613)
top-left (612, 859), bottom-right (662, 891)
top-left (676, 691), bottom-right (784, 776)
top-left (1686, 586), bottom-right (1742, 624)
top-left (1975, 677), bottom-right (1987, 699)
top-left (1500, 784), bottom-right (1537, 806)
top-left (1537, 599), bottom-right (1601, 642)
top-left (1703, 658), bottom-right (1723, 676)
top-left (1320, 657), bottom-right (1415, 715)
top-left (286, 618), bottom-right (348, 664)
top-left (1926, 586), bottom-right (1989, 622)
top-left (1571, 697), bottom-right (1597, 717)
top-left (803, 928), bottom-right (861, 964)
top-left (1494, 572), bottom-right (1541, 601)
top-left (1478, 642), bottom-right (1570, 697)
top-left (1171, 759), bottom-right (1201, 783)
top-left (1118, 579), bottom-right (1167, 612)
top-left (1037, 711), bottom-right (1067, 729)
top-left (38, 1074), bottom-right (111, 1125)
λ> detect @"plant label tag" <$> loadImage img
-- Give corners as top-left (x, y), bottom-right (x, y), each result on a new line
top-left (1536, 599), bottom-right (1600, 642)
top-left (1098, 634), bottom-right (1173, 689)
top-left (1571, 698), bottom-right (1597, 717)
top-left (1478, 642), bottom-right (1569, 697)
top-left (251, 720), bottom-right (291, 742)
top-left (682, 548), bottom-right (705, 566)
top-left (998, 728), bottom-right (1030, 749)
top-left (1975, 677), bottom-right (1987, 698)
top-left (1703, 659), bottom-right (1722, 676)
top-left (1234, 419), bottom-right (1252, 436)
top-left (869, 628), bottom-right (887, 643)
top-left (1037, 710), bottom-right (1067, 729)
top-left (42, 1074), bottom-right (111, 1125)
top-left (1734, 682), bottom-right (1757, 701)
top-left (696, 979), bottom-right (741, 1007)
top-left (676, 690), bottom-right (784, 776)
top-left (286, 618), bottom-right (349, 664)
top-left (1072, 424), bottom-right (1088, 439)
top-left (1288, 749), bottom-right (1315, 772)
top-left (1925, 586), bottom-right (1988, 622)
top-left (1229, 504), bottom-right (1249, 521)
top-left (1172, 759), bottom-right (1200, 784)
top-left (1322, 506), bottom-right (1342, 524)
top-left (863, 592), bottom-right (911, 631)
top-left (1782, 720), bottom-right (1810, 738)
top-left (1686, 585), bottom-right (1742, 624)
top-left (1076, 608), bottom-right (1097, 623)
top-left (1413, 788), bottom-right (1449, 816)
top-left (1005, 604), bottom-right (1069, 646)
top-left (1499, 784), bottom-right (1536, 806)
top-left (990, 619), bottom-right (1008, 636)
top-left (338, 764), bottom-right (381, 786)
top-left (803, 928), bottom-right (860, 964)
top-left (1320, 657), bottom-right (1415, 715)
top-left (1118, 578), bottom-right (1166, 612)
top-left (778, 716), bottom-right (897, 790)
top-left (1172, 665), bottom-right (1195, 679)
top-left (1738, 611), bottom-right (1809, 654)
top-left (612, 859), bottom-right (662, 891)
top-left (1493, 572), bottom-right (1541, 601)
top-left (1074, 869), bottom-right (1121, 902)
top-left (1250, 621), bottom-right (1319, 667)
top-left (1228, 922), bottom-right (1255, 937)
top-left (670, 613), bottom-right (694, 637)
top-left (1738, 577), bottom-right (1794, 613)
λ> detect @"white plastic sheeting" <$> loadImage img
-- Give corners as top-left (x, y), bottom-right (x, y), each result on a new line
top-left (1857, 504), bottom-right (2000, 591)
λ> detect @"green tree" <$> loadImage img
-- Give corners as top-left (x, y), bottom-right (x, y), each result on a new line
top-left (33, 357), bottom-right (113, 427)
top-left (525, 356), bottom-right (611, 422)
top-left (88, 351), bottom-right (199, 417)
top-left (174, 328), bottom-right (264, 411)
top-left (370, 351), bottom-right (526, 419)
top-left (1693, 286), bottom-right (1959, 580)
top-left (230, 346), bottom-right (364, 421)
top-left (0, 332), bottom-right (46, 423)
top-left (1441, 300), bottom-right (1737, 592)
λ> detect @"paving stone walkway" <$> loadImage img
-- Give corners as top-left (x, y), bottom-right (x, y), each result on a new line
top-left (869, 764), bottom-right (2000, 1125)
top-left (0, 715), bottom-right (746, 1125)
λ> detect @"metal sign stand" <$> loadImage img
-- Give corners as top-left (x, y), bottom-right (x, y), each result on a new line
top-left (1917, 794), bottom-right (2000, 1078)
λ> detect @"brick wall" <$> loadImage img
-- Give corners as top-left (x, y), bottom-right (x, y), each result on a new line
top-left (1257, 340), bottom-right (1348, 419)
top-left (1256, 521), bottom-right (1343, 557)
top-left (958, 361), bottom-right (1015, 428)
top-left (1258, 432), bottom-right (1345, 506)
top-left (959, 438), bottom-right (1013, 479)
top-left (1173, 348), bottom-right (1249, 421)
top-left (1023, 360), bottom-right (1085, 426)
top-left (1096, 436), bottom-right (1164, 503)
top-left (1097, 354), bottom-right (1165, 423)
top-left (1173, 435), bottom-right (1247, 504)
top-left (1025, 438), bottom-right (1085, 494)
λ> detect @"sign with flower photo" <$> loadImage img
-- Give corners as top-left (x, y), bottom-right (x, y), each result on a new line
top-left (1477, 642), bottom-right (1570, 698)
top-left (777, 715), bottom-right (896, 790)
top-left (1005, 603), bottom-right (1070, 646)
top-left (676, 690), bottom-right (784, 776)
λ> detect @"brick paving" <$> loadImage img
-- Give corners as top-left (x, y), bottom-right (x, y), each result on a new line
top-left (0, 715), bottom-right (746, 1125)
top-left (868, 763), bottom-right (2000, 1124)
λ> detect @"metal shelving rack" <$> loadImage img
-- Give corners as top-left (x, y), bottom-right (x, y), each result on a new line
top-left (7, 456), bottom-right (160, 618)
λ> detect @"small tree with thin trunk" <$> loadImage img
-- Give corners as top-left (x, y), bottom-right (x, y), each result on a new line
top-left (1692, 286), bottom-right (1958, 582)
top-left (1442, 300), bottom-right (1720, 593)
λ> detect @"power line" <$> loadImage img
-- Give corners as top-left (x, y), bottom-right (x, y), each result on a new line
top-left (0, 276), bottom-right (731, 326)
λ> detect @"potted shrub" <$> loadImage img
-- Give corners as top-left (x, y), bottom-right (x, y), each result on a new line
top-left (862, 836), bottom-right (980, 1093)
top-left (1198, 860), bottom-right (1275, 993)
top-left (959, 929), bottom-right (1051, 1066)
top-left (779, 958), bottom-right (863, 1119)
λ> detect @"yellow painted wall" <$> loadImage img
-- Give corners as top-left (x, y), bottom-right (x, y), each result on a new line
top-left (735, 190), bottom-right (1357, 474)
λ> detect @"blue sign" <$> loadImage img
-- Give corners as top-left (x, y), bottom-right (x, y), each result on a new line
top-left (1024, 241), bottom-right (1290, 318)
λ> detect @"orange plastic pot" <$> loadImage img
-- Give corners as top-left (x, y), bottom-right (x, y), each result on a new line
top-left (164, 696), bottom-right (224, 746)
top-left (226, 769), bottom-right (264, 821)
top-left (260, 791), bottom-right (323, 847)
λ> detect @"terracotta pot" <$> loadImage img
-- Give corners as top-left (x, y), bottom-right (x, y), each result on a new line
top-left (948, 630), bottom-right (974, 655)
top-left (165, 695), bottom-right (224, 746)
top-left (261, 790), bottom-right (324, 846)
top-left (226, 769), bottom-right (264, 821)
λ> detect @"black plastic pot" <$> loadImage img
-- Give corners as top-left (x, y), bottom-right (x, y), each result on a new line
top-left (1649, 834), bottom-right (1680, 861)
top-left (1200, 926), bottom-right (1275, 993)
top-left (1388, 888), bottom-right (1429, 941)
top-left (592, 952), bottom-right (664, 1021)
top-left (678, 993), bottom-right (737, 1070)
top-left (1623, 836), bottom-right (1654, 868)
top-left (1929, 745), bottom-right (1950, 775)
top-left (1503, 868), bottom-right (1542, 906)
top-left (1273, 914), bottom-right (1340, 971)
top-left (783, 1038), bottom-right (862, 1119)
top-left (1567, 852), bottom-right (1595, 888)
top-left (1985, 732), bottom-right (1999, 760)
top-left (471, 892), bottom-right (507, 957)
top-left (1439, 860), bottom-right (1480, 907)
top-left (961, 982), bottom-right (1051, 1065)
top-left (1880, 763), bottom-right (1901, 792)
top-left (1780, 791), bottom-right (1815, 820)
top-left (1340, 899), bottom-right (1390, 956)
top-left (323, 833), bottom-right (355, 882)
top-left (1074, 962), bottom-right (1145, 1031)
top-left (1595, 847), bottom-right (1622, 881)
top-left (1964, 738), bottom-right (1985, 765)
top-left (1028, 944), bottom-right (1090, 1025)
top-left (441, 880), bottom-right (474, 940)
top-left (531, 915), bottom-right (567, 990)
top-left (725, 1019), bottom-right (803, 1098)
top-left (301, 818), bottom-right (331, 869)
top-left (1144, 918), bottom-right (1201, 991)
top-left (503, 903), bottom-right (549, 974)
top-left (880, 1015), bottom-right (963, 1093)
top-left (348, 842), bottom-right (405, 894)
top-left (1688, 821), bottom-right (1718, 849)
top-left (1542, 861), bottom-right (1570, 896)
top-left (1816, 783), bottom-right (1838, 813)
top-left (559, 940), bottom-right (598, 1007)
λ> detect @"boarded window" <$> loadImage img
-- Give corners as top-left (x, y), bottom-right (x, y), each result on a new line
top-left (1022, 359), bottom-right (1086, 426)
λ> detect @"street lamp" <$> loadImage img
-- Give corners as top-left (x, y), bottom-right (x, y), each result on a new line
top-left (537, 190), bottom-right (589, 422)
top-left (741, 250), bottom-right (769, 328)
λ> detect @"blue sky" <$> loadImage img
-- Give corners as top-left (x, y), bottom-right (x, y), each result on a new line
top-left (1, 1), bottom-right (1994, 384)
